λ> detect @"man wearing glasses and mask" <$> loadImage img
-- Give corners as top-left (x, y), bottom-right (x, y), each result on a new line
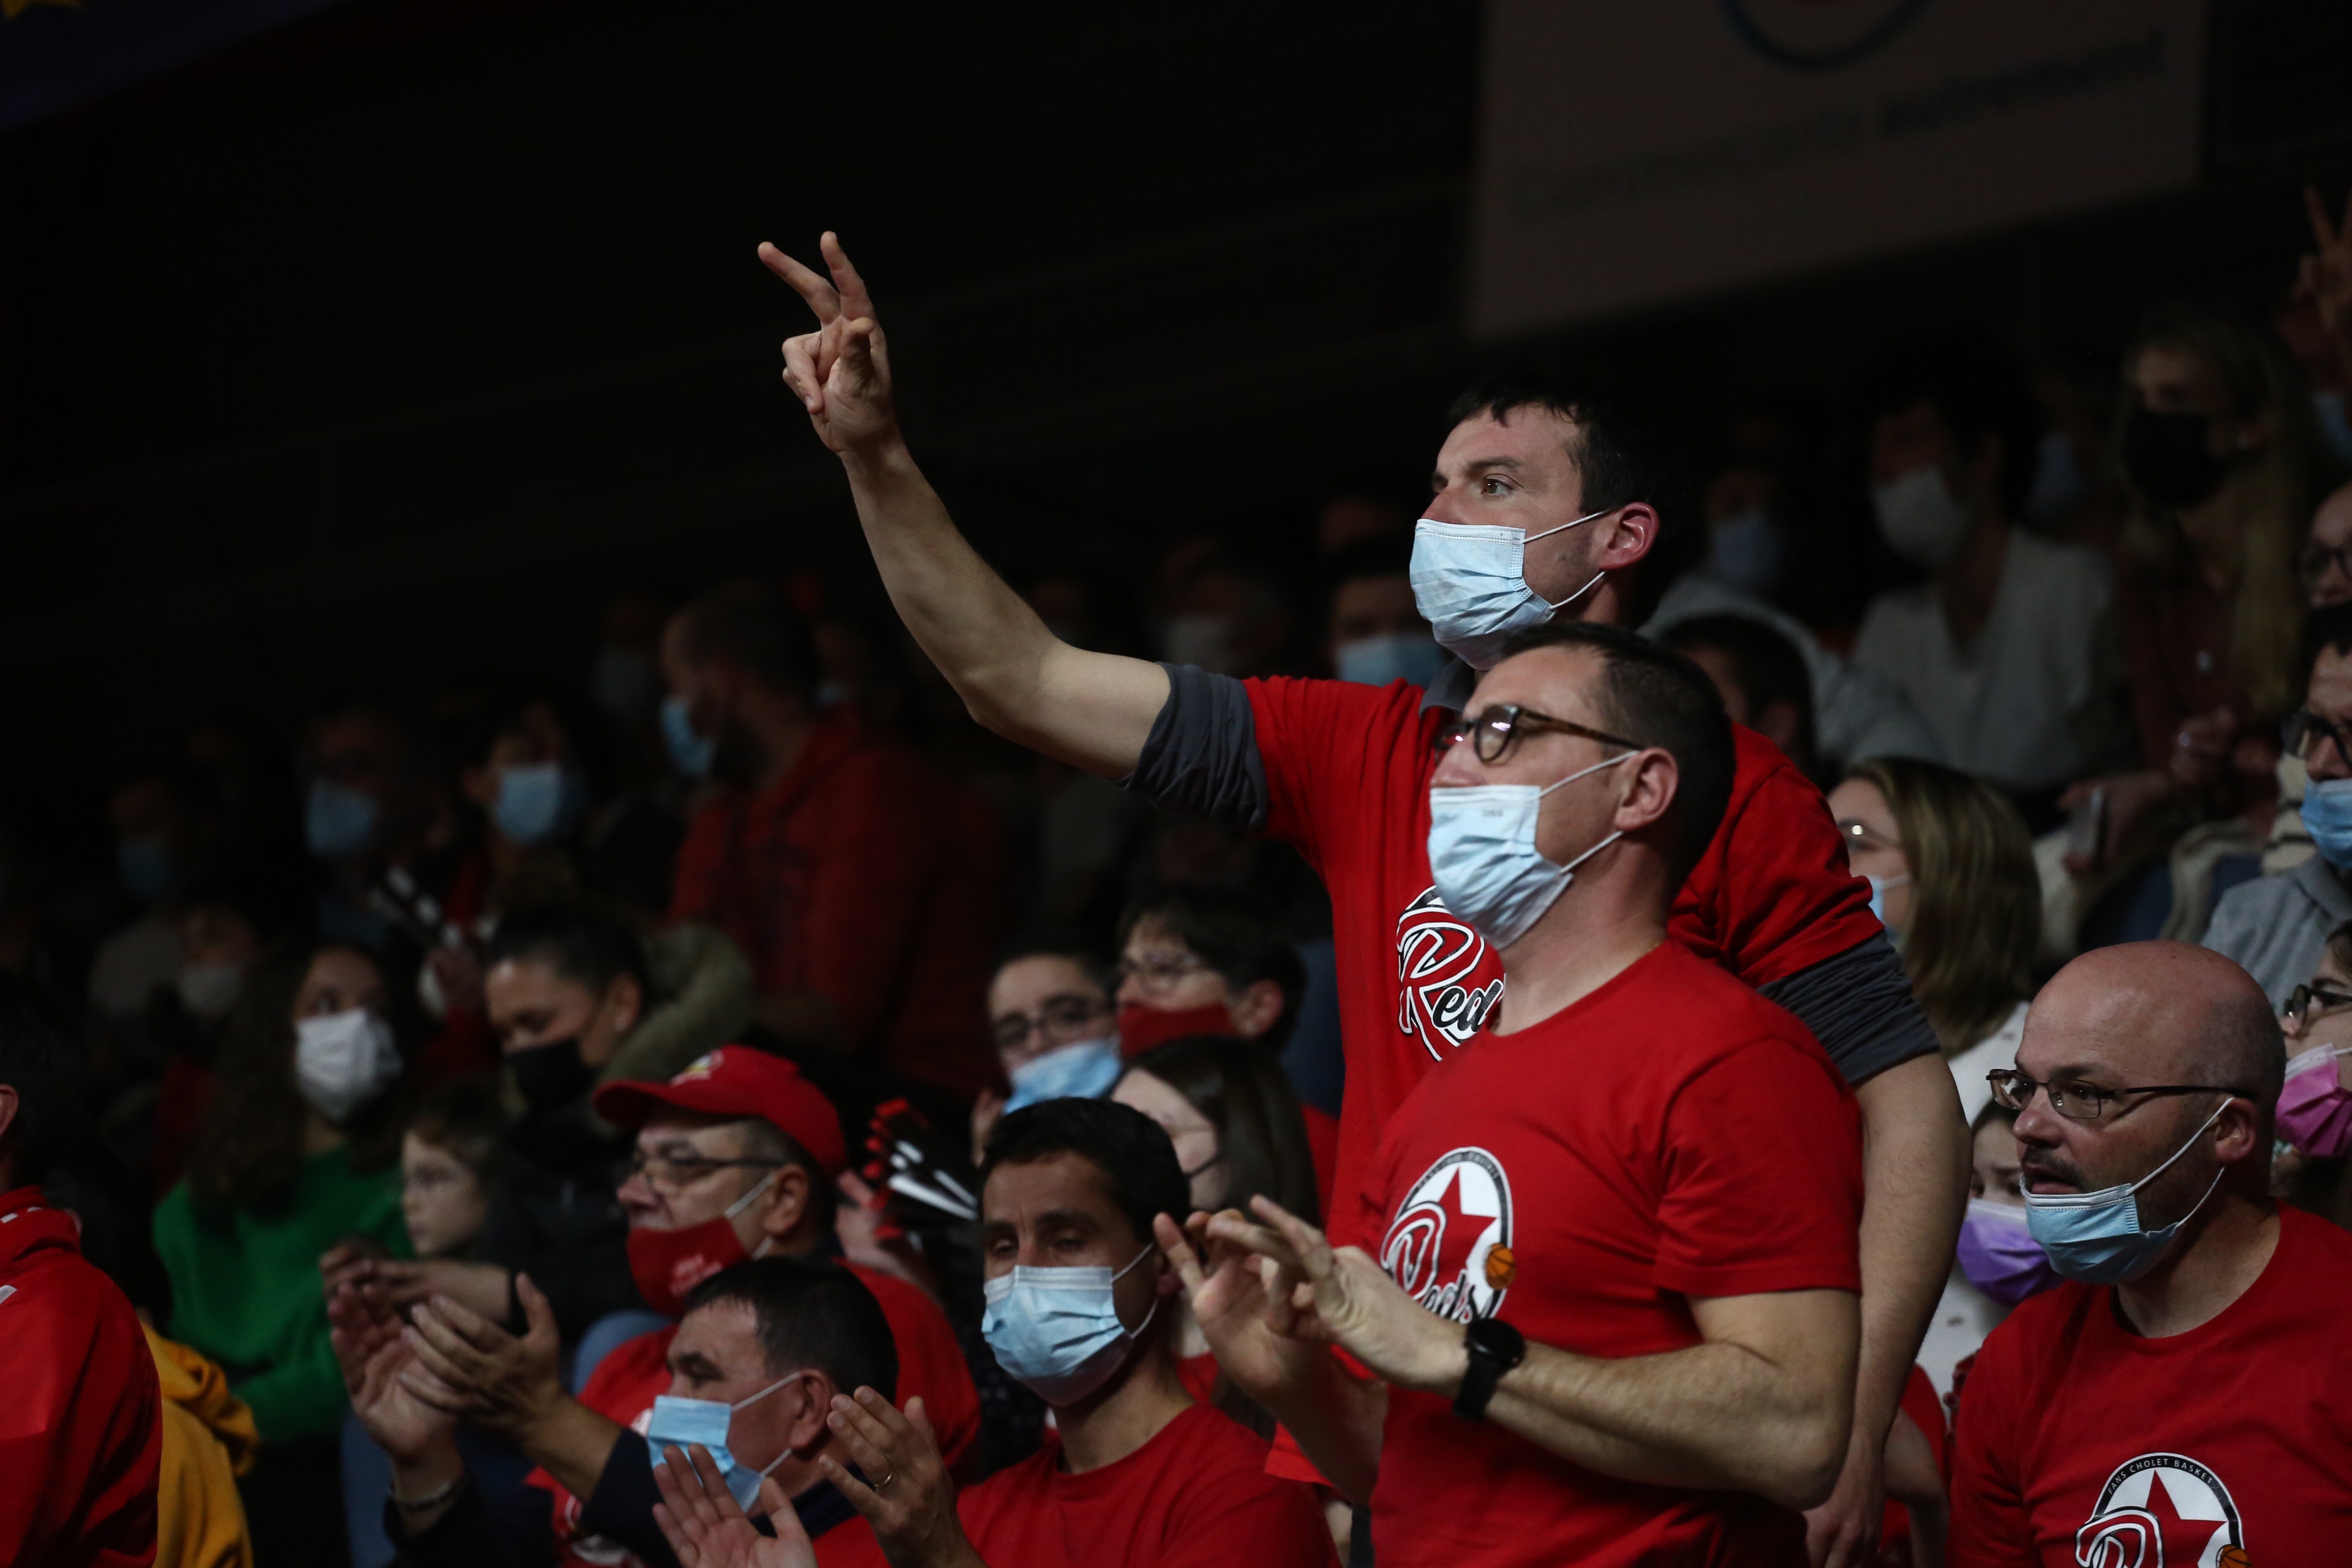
top-left (1948, 941), bottom-right (2352, 1563)
top-left (761, 233), bottom-right (1963, 1561)
top-left (2206, 601), bottom-right (2352, 1006)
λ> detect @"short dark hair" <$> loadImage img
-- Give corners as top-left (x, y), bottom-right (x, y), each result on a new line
top-left (672, 582), bottom-right (821, 696)
top-left (0, 972), bottom-right (92, 1186)
top-left (1855, 334), bottom-right (2045, 518)
top-left (1492, 620), bottom-right (1736, 889)
top-left (1445, 376), bottom-right (1692, 538)
top-left (982, 1098), bottom-right (1191, 1248)
top-left (2299, 601), bottom-right (2352, 693)
top-left (1657, 613), bottom-right (1819, 778)
top-left (1115, 884), bottom-right (1306, 1046)
top-left (484, 901), bottom-right (649, 997)
top-left (407, 1077), bottom-right (507, 1185)
top-left (680, 1256), bottom-right (899, 1401)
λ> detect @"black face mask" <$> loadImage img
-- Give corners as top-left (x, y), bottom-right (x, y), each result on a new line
top-left (509, 1037), bottom-right (595, 1115)
top-left (2121, 406), bottom-right (2231, 511)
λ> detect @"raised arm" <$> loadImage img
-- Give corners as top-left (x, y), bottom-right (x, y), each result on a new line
top-left (758, 235), bottom-right (1169, 778)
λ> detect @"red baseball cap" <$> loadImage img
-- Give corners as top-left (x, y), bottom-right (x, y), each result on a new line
top-left (592, 1046), bottom-right (848, 1179)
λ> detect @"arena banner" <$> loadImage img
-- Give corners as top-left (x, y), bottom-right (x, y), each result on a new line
top-left (1471, 0), bottom-right (2206, 337)
top-left (0, 0), bottom-right (353, 134)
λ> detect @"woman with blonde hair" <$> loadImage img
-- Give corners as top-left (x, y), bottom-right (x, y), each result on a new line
top-left (1830, 755), bottom-right (2041, 1120)
top-left (2065, 301), bottom-right (2321, 865)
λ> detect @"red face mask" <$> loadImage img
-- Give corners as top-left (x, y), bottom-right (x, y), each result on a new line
top-left (1117, 1001), bottom-right (1238, 1059)
top-left (624, 1170), bottom-right (775, 1317)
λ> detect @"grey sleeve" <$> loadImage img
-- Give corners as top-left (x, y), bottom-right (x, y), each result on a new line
top-left (1120, 663), bottom-right (1269, 831)
top-left (1757, 932), bottom-right (1941, 1087)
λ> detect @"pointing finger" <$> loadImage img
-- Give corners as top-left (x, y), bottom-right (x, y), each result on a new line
top-left (758, 242), bottom-right (842, 323)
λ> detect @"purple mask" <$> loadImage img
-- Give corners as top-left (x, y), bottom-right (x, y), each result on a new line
top-left (2277, 1047), bottom-right (2352, 1159)
top-left (1955, 1197), bottom-right (2062, 1306)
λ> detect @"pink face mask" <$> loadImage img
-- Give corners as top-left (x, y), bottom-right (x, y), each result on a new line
top-left (2277, 1046), bottom-right (2352, 1158)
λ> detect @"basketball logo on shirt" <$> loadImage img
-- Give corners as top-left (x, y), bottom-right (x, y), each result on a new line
top-left (1380, 1147), bottom-right (1513, 1322)
top-left (1395, 887), bottom-right (1505, 1062)
top-left (2073, 1452), bottom-right (2245, 1568)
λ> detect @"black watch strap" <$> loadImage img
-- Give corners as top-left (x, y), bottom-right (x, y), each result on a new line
top-left (1452, 1316), bottom-right (1526, 1421)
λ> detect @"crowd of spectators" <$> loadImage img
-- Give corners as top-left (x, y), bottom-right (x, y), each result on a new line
top-left (4, 186), bottom-right (2352, 1568)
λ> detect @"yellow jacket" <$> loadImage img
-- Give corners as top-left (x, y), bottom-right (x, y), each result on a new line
top-left (143, 1325), bottom-right (260, 1568)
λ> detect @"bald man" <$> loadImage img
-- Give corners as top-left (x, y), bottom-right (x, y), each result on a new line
top-left (1948, 942), bottom-right (2352, 1564)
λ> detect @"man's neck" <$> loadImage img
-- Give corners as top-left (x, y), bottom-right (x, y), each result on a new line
top-left (1052, 1341), bottom-right (1192, 1475)
top-left (2113, 1193), bottom-right (2280, 1338)
top-left (1491, 869), bottom-right (1669, 1035)
top-left (1936, 511), bottom-right (2010, 647)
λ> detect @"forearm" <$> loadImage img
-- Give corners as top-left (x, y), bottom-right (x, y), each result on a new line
top-left (840, 442), bottom-right (1165, 775)
top-left (1476, 1327), bottom-right (1854, 1508)
top-left (511, 1396), bottom-right (628, 1501)
top-left (1850, 1056), bottom-right (1969, 1448)
top-left (388, 1436), bottom-right (468, 1537)
top-left (1252, 1351), bottom-right (1388, 1507)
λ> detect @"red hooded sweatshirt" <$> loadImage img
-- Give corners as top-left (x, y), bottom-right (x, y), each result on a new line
top-left (0, 1187), bottom-right (163, 1567)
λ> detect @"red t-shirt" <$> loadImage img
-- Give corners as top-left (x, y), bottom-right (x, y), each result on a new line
top-left (944, 1403), bottom-right (1332, 1568)
top-left (1948, 1203), bottom-right (2352, 1567)
top-left (1356, 944), bottom-right (1863, 1568)
top-left (0, 1188), bottom-right (164, 1568)
top-left (540, 1262), bottom-right (979, 1566)
top-left (1246, 676), bottom-right (1880, 1247)
top-left (669, 710), bottom-right (1004, 1100)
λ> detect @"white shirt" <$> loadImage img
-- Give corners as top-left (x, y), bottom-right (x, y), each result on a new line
top-left (1946, 1000), bottom-right (2028, 1127)
top-left (1916, 1001), bottom-right (2030, 1399)
top-left (1850, 528), bottom-right (2127, 793)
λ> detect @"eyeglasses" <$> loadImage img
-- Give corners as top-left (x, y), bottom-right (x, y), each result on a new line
top-left (1117, 951), bottom-right (1210, 997)
top-left (1985, 1070), bottom-right (2247, 1123)
top-left (2286, 982), bottom-right (2352, 1027)
top-left (2282, 709), bottom-right (2352, 765)
top-left (1437, 704), bottom-right (1641, 766)
top-left (2297, 541), bottom-right (2352, 588)
top-left (991, 993), bottom-right (1114, 1050)
top-left (612, 1152), bottom-right (781, 1194)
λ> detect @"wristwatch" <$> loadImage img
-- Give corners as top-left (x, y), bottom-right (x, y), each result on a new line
top-left (1452, 1314), bottom-right (1526, 1421)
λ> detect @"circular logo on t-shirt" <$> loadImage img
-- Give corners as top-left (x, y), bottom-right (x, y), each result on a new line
top-left (1380, 1147), bottom-right (1513, 1323)
top-left (2073, 1452), bottom-right (2244, 1568)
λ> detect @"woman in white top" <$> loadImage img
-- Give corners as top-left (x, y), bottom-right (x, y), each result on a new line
top-left (1829, 756), bottom-right (2050, 1402)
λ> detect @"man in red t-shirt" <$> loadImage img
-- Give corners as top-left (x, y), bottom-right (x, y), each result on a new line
top-left (1950, 942), bottom-right (2352, 1564)
top-left (0, 979), bottom-right (163, 1568)
top-left (1164, 623), bottom-right (1863, 1567)
top-left (663, 581), bottom-right (1001, 1102)
top-left (760, 235), bottom-right (1964, 1558)
top-left (650, 1095), bottom-right (1333, 1568)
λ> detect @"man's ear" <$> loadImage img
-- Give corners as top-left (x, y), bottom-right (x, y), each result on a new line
top-left (604, 973), bottom-right (646, 1038)
top-left (761, 1163), bottom-right (815, 1240)
top-left (1229, 980), bottom-right (1286, 1040)
top-left (2215, 1099), bottom-right (2266, 1168)
top-left (1595, 503), bottom-right (1660, 572)
top-left (785, 1369), bottom-right (839, 1453)
top-left (1615, 749), bottom-right (1681, 835)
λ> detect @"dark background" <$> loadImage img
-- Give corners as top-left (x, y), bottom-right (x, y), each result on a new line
top-left (2, 0), bottom-right (2348, 858)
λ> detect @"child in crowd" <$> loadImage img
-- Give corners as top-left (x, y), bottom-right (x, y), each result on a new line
top-left (400, 1077), bottom-right (505, 1261)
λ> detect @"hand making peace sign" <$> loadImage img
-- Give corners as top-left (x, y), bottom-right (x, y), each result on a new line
top-left (758, 233), bottom-right (900, 459)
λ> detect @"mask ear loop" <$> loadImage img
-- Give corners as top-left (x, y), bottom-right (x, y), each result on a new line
top-left (1520, 507), bottom-right (1611, 610)
top-left (1110, 1241), bottom-right (1163, 1342)
top-left (1535, 750), bottom-right (1633, 879)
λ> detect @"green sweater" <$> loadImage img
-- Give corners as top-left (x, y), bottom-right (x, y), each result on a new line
top-left (153, 1145), bottom-right (410, 1444)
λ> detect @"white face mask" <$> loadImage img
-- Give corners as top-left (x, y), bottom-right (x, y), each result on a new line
top-left (1409, 511), bottom-right (1609, 670)
top-left (295, 1008), bottom-right (401, 1123)
top-left (1870, 465), bottom-right (1974, 569)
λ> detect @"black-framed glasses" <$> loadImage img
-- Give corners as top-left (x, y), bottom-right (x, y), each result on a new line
top-left (1438, 704), bottom-right (1641, 765)
top-left (612, 1152), bottom-right (781, 1194)
top-left (990, 993), bottom-right (1114, 1050)
top-left (2297, 540), bottom-right (2352, 588)
top-left (2286, 982), bottom-right (2352, 1027)
top-left (2282, 709), bottom-right (2352, 764)
top-left (1986, 1070), bottom-right (2247, 1123)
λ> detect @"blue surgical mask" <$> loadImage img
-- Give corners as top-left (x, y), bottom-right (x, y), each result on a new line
top-left (116, 837), bottom-right (178, 905)
top-left (982, 1242), bottom-right (1160, 1404)
top-left (1867, 873), bottom-right (1910, 929)
top-left (662, 695), bottom-right (717, 781)
top-left (1409, 511), bottom-right (1608, 670)
top-left (494, 762), bottom-right (587, 848)
top-left (2302, 777), bottom-right (2352, 869)
top-left (1003, 1038), bottom-right (1122, 1114)
top-left (1427, 752), bottom-right (1630, 950)
top-left (306, 780), bottom-right (380, 862)
top-left (1702, 507), bottom-right (1785, 597)
top-left (646, 1373), bottom-right (803, 1510)
top-left (2022, 1098), bottom-right (2231, 1286)
top-left (1335, 630), bottom-right (1447, 689)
